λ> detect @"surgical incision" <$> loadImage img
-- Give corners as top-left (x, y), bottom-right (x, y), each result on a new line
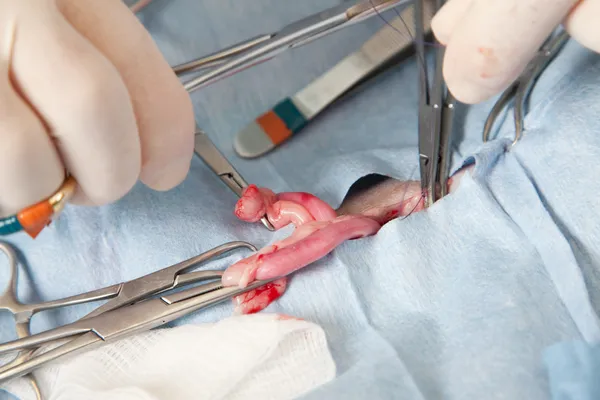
top-left (222, 165), bottom-right (474, 314)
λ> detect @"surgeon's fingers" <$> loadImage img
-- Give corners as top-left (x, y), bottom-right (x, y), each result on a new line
top-left (564, 0), bottom-right (600, 53)
top-left (57, 0), bottom-right (195, 192)
top-left (0, 69), bottom-right (65, 217)
top-left (11, 2), bottom-right (140, 206)
top-left (437, 0), bottom-right (579, 104)
top-left (430, 0), bottom-right (473, 45)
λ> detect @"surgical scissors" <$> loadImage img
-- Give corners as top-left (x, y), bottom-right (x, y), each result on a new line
top-left (413, 0), bottom-right (454, 207)
top-left (172, 0), bottom-right (414, 92)
top-left (482, 30), bottom-right (570, 146)
top-left (0, 240), bottom-right (267, 391)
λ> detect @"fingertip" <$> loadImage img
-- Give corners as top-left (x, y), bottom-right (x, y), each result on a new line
top-left (444, 75), bottom-right (498, 105)
top-left (13, 4), bottom-right (143, 208)
top-left (58, 0), bottom-right (196, 193)
top-left (140, 156), bottom-right (192, 191)
top-left (140, 71), bottom-right (196, 191)
top-left (165, 78), bottom-right (196, 144)
top-left (438, 17), bottom-right (503, 104)
top-left (564, 0), bottom-right (600, 53)
top-left (139, 86), bottom-right (195, 191)
top-left (442, 40), bottom-right (503, 104)
top-left (431, 0), bottom-right (473, 45)
top-left (431, 16), bottom-right (450, 46)
top-left (439, 0), bottom-right (575, 104)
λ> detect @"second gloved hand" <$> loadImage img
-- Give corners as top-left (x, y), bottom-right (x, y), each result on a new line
top-left (0, 0), bottom-right (195, 217)
top-left (431, 0), bottom-right (600, 104)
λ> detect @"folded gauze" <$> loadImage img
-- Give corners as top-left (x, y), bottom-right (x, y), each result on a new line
top-left (1, 314), bottom-right (336, 400)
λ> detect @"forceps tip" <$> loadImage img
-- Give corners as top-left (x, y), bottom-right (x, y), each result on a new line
top-left (222, 241), bottom-right (258, 252)
top-left (260, 217), bottom-right (275, 231)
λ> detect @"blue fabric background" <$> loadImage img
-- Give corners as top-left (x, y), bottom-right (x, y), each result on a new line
top-left (2, 1), bottom-right (600, 398)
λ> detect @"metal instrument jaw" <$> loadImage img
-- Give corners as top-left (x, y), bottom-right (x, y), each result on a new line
top-left (415, 0), bottom-right (455, 208)
top-left (82, 240), bottom-right (256, 319)
top-left (0, 240), bottom-right (266, 385)
top-left (175, 1), bottom-right (418, 227)
top-left (0, 275), bottom-right (278, 384)
top-left (193, 130), bottom-right (275, 231)
top-left (174, 0), bottom-right (413, 92)
top-left (194, 129), bottom-right (248, 199)
top-left (482, 30), bottom-right (570, 146)
top-left (173, 34), bottom-right (275, 77)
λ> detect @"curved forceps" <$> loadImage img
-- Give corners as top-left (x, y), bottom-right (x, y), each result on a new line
top-left (172, 0), bottom-right (414, 226)
top-left (482, 30), bottom-right (570, 146)
top-left (0, 240), bottom-right (256, 396)
top-left (172, 0), bottom-right (414, 92)
top-left (193, 129), bottom-right (275, 231)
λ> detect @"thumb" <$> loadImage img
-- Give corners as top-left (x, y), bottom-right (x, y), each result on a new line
top-left (564, 0), bottom-right (600, 54)
top-left (435, 0), bottom-right (579, 104)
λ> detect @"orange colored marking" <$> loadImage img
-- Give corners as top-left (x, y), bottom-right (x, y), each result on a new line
top-left (17, 201), bottom-right (54, 239)
top-left (256, 110), bottom-right (291, 145)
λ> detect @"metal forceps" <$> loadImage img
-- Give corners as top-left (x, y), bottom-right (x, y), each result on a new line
top-left (482, 30), bottom-right (570, 146)
top-left (413, 0), bottom-right (454, 208)
top-left (172, 0), bottom-right (414, 92)
top-left (193, 129), bottom-right (275, 231)
top-left (173, 0), bottom-right (414, 228)
top-left (0, 240), bottom-right (264, 391)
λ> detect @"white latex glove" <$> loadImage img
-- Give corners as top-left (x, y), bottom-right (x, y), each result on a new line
top-left (431, 0), bottom-right (600, 104)
top-left (0, 0), bottom-right (194, 217)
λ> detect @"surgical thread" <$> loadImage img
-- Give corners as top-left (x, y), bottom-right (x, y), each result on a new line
top-left (368, 0), bottom-right (440, 97)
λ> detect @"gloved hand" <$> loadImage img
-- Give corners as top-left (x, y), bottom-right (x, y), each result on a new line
top-left (431, 0), bottom-right (600, 104)
top-left (0, 0), bottom-right (194, 217)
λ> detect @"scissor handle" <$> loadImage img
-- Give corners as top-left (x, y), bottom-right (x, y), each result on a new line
top-left (0, 242), bottom-right (39, 394)
top-left (0, 240), bottom-right (121, 325)
top-left (0, 242), bottom-right (20, 307)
